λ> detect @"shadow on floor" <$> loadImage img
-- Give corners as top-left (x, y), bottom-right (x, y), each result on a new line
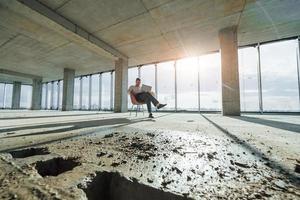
top-left (0, 112), bottom-right (114, 120)
top-left (0, 113), bottom-right (171, 153)
top-left (229, 115), bottom-right (300, 133)
top-left (201, 114), bottom-right (300, 186)
top-left (0, 118), bottom-right (132, 138)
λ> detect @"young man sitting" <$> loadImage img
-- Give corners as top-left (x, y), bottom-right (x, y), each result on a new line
top-left (128, 78), bottom-right (167, 118)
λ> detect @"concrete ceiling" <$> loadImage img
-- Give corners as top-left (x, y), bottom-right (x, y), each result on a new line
top-left (0, 0), bottom-right (300, 83)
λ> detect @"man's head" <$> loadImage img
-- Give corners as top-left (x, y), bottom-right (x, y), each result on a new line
top-left (135, 78), bottom-right (141, 86)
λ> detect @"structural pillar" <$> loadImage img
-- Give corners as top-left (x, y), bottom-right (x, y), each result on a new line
top-left (62, 68), bottom-right (75, 111)
top-left (31, 78), bottom-right (42, 110)
top-left (219, 26), bottom-right (240, 116)
top-left (114, 58), bottom-right (128, 112)
top-left (12, 81), bottom-right (21, 109)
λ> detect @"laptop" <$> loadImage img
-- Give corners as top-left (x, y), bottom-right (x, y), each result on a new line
top-left (141, 84), bottom-right (152, 92)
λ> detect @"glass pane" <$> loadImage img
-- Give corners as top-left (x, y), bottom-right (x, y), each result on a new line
top-left (102, 72), bottom-right (111, 110)
top-left (4, 84), bottom-right (13, 108)
top-left (177, 57), bottom-right (199, 111)
top-left (91, 74), bottom-right (99, 110)
top-left (238, 47), bottom-right (259, 111)
top-left (261, 40), bottom-right (300, 111)
top-left (0, 83), bottom-right (4, 108)
top-left (157, 61), bottom-right (175, 110)
top-left (58, 81), bottom-right (63, 109)
top-left (47, 82), bottom-right (52, 109)
top-left (81, 76), bottom-right (89, 110)
top-left (73, 78), bottom-right (80, 109)
top-left (20, 85), bottom-right (32, 109)
top-left (41, 83), bottom-right (47, 109)
top-left (128, 67), bottom-right (139, 109)
top-left (199, 53), bottom-right (221, 111)
top-left (112, 72), bottom-right (115, 110)
top-left (52, 81), bottom-right (58, 110)
top-left (140, 64), bottom-right (156, 93)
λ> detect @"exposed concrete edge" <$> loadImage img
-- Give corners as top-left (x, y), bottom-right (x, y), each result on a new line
top-left (0, 69), bottom-right (42, 80)
top-left (0, 0), bottom-right (127, 60)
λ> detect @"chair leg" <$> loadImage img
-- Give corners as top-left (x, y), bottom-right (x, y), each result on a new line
top-left (136, 105), bottom-right (139, 117)
top-left (130, 105), bottom-right (134, 116)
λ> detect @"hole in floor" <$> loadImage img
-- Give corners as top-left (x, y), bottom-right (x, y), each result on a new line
top-left (34, 157), bottom-right (80, 177)
top-left (78, 171), bottom-right (192, 200)
top-left (9, 147), bottom-right (50, 158)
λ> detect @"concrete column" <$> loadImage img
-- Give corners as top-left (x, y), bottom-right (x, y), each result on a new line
top-left (12, 81), bottom-right (21, 109)
top-left (62, 68), bottom-right (75, 111)
top-left (114, 58), bottom-right (128, 112)
top-left (219, 26), bottom-right (240, 116)
top-left (31, 79), bottom-right (42, 110)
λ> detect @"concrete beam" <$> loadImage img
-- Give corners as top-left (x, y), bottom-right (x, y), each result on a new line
top-left (31, 78), bottom-right (42, 110)
top-left (114, 58), bottom-right (128, 112)
top-left (219, 26), bottom-right (240, 116)
top-left (62, 68), bottom-right (75, 111)
top-left (1, 0), bottom-right (127, 60)
top-left (12, 81), bottom-right (21, 109)
top-left (0, 69), bottom-right (42, 80)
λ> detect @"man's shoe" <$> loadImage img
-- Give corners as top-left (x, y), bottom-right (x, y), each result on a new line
top-left (148, 114), bottom-right (154, 118)
top-left (157, 104), bottom-right (167, 109)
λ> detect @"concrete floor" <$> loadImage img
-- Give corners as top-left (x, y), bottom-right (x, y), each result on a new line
top-left (0, 110), bottom-right (299, 199)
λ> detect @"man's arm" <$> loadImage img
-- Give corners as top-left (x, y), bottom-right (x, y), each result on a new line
top-left (128, 86), bottom-right (133, 95)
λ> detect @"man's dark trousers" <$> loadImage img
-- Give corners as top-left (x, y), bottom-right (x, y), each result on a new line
top-left (135, 92), bottom-right (159, 113)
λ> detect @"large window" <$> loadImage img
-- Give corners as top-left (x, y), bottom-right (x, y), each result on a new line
top-left (58, 81), bottom-right (63, 110)
top-left (0, 83), bottom-right (5, 108)
top-left (140, 64), bottom-right (156, 93)
top-left (199, 53), bottom-right (221, 111)
top-left (91, 74), bottom-right (100, 110)
top-left (73, 78), bottom-right (80, 109)
top-left (102, 72), bottom-right (112, 110)
top-left (52, 81), bottom-right (58, 110)
top-left (46, 82), bottom-right (52, 109)
top-left (239, 47), bottom-right (260, 111)
top-left (41, 83), bottom-right (47, 109)
top-left (20, 85), bottom-right (32, 109)
top-left (177, 57), bottom-right (199, 111)
top-left (81, 76), bottom-right (89, 110)
top-left (157, 61), bottom-right (175, 110)
top-left (112, 71), bottom-right (115, 110)
top-left (4, 84), bottom-right (13, 108)
top-left (260, 40), bottom-right (300, 111)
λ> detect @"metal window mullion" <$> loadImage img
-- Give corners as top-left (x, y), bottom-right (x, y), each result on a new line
top-left (50, 82), bottom-right (54, 110)
top-left (197, 57), bottom-right (201, 113)
top-left (45, 83), bottom-right (48, 109)
top-left (57, 81), bottom-right (60, 110)
top-left (3, 83), bottom-right (6, 108)
top-left (155, 64), bottom-right (158, 98)
top-left (138, 66), bottom-right (141, 78)
top-left (79, 77), bottom-right (83, 110)
top-left (89, 75), bottom-right (92, 110)
top-left (296, 37), bottom-right (300, 110)
top-left (110, 72), bottom-right (114, 111)
top-left (99, 73), bottom-right (102, 110)
top-left (257, 44), bottom-right (263, 113)
top-left (174, 61), bottom-right (177, 112)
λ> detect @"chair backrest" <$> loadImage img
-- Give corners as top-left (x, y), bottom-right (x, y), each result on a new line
top-left (130, 93), bottom-right (139, 105)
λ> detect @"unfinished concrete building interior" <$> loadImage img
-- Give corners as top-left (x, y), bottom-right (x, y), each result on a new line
top-left (0, 0), bottom-right (300, 199)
